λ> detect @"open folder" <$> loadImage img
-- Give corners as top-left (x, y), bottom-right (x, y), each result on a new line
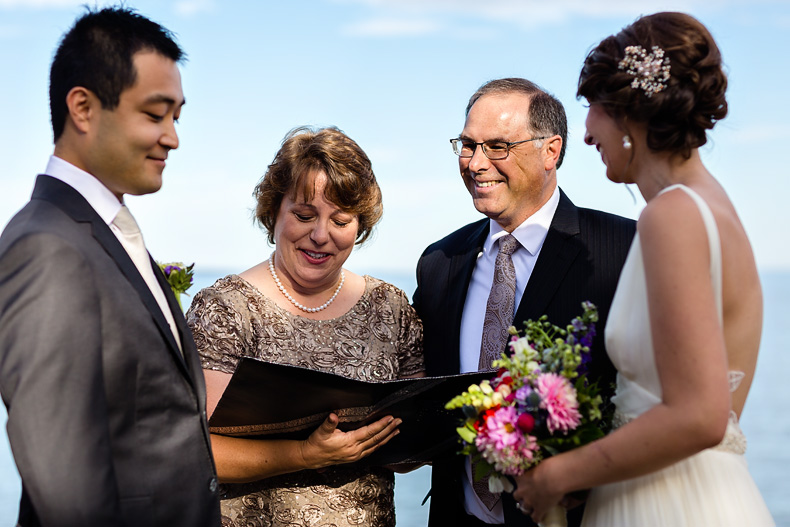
top-left (208, 358), bottom-right (490, 466)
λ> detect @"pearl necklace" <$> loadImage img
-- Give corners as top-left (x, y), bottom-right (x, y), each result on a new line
top-left (268, 254), bottom-right (345, 313)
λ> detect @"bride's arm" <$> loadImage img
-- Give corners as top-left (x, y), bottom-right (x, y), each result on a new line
top-left (205, 369), bottom-right (402, 483)
top-left (513, 192), bottom-right (731, 519)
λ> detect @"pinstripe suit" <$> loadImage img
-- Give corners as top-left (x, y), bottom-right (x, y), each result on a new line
top-left (414, 189), bottom-right (635, 527)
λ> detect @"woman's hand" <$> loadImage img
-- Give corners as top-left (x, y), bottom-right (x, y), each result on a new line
top-left (511, 459), bottom-right (565, 523)
top-left (300, 413), bottom-right (402, 469)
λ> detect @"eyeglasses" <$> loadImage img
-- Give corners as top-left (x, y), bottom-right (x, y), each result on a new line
top-left (450, 137), bottom-right (547, 160)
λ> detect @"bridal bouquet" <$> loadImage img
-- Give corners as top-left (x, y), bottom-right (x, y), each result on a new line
top-left (157, 262), bottom-right (195, 311)
top-left (446, 302), bottom-right (605, 527)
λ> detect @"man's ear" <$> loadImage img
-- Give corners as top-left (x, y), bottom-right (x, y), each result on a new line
top-left (64, 86), bottom-right (97, 134)
top-left (543, 135), bottom-right (562, 171)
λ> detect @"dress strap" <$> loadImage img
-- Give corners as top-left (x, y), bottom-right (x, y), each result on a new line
top-left (657, 184), bottom-right (723, 321)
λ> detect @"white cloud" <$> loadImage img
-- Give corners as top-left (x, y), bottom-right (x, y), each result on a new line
top-left (343, 17), bottom-right (442, 37)
top-left (0, 24), bottom-right (24, 38)
top-left (363, 144), bottom-right (401, 164)
top-left (332, 0), bottom-right (782, 29)
top-left (0, 0), bottom-right (82, 7)
top-left (717, 122), bottom-right (790, 145)
top-left (335, 0), bottom-right (748, 12)
top-left (173, 0), bottom-right (216, 17)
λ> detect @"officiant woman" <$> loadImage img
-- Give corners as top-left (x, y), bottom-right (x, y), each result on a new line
top-left (187, 126), bottom-right (425, 527)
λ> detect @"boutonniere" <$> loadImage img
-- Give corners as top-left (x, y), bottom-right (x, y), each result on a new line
top-left (157, 262), bottom-right (195, 311)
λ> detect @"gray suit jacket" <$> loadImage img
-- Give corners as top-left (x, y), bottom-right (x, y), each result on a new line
top-left (0, 175), bottom-right (221, 527)
top-left (414, 189), bottom-right (636, 527)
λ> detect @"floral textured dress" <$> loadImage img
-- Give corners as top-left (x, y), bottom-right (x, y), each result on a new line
top-left (581, 185), bottom-right (774, 526)
top-left (187, 274), bottom-right (424, 527)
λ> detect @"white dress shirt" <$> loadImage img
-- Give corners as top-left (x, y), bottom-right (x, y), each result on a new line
top-left (44, 155), bottom-right (182, 352)
top-left (459, 185), bottom-right (560, 523)
top-left (45, 155), bottom-right (123, 224)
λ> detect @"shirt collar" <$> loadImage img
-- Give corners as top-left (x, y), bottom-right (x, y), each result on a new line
top-left (485, 185), bottom-right (560, 256)
top-left (45, 155), bottom-right (123, 225)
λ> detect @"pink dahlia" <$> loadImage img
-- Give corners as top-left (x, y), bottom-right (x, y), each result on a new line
top-left (476, 428), bottom-right (539, 475)
top-left (536, 373), bottom-right (581, 434)
top-left (482, 406), bottom-right (521, 450)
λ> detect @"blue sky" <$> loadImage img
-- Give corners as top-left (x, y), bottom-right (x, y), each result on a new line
top-left (1, 0), bottom-right (789, 278)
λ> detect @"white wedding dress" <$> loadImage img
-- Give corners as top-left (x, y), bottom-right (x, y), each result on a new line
top-left (581, 185), bottom-right (774, 526)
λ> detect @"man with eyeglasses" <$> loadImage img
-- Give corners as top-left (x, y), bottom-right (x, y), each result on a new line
top-left (413, 78), bottom-right (635, 526)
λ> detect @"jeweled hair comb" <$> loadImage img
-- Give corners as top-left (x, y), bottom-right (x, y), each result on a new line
top-left (618, 45), bottom-right (671, 97)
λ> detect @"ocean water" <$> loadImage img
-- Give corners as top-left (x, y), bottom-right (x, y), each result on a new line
top-left (0, 269), bottom-right (787, 526)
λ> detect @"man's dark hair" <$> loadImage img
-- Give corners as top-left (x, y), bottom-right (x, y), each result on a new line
top-left (49, 6), bottom-right (185, 142)
top-left (466, 78), bottom-right (568, 168)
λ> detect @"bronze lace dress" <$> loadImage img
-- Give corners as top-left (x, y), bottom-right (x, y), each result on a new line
top-left (187, 274), bottom-right (424, 527)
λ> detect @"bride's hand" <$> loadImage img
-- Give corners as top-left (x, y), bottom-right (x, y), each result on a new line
top-left (300, 413), bottom-right (401, 469)
top-left (559, 489), bottom-right (588, 510)
top-left (512, 458), bottom-right (565, 523)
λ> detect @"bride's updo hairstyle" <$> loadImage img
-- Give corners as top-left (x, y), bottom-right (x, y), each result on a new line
top-left (577, 12), bottom-right (728, 159)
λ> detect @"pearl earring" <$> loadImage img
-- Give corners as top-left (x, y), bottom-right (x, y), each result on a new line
top-left (622, 135), bottom-right (632, 150)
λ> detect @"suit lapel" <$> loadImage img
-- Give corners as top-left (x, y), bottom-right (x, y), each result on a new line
top-left (446, 220), bottom-right (489, 373)
top-left (32, 176), bottom-right (192, 378)
top-left (514, 189), bottom-right (581, 323)
top-left (152, 259), bottom-right (199, 381)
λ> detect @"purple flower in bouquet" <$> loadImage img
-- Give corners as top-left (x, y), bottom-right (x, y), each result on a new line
top-left (579, 324), bottom-right (596, 348)
top-left (514, 385), bottom-right (533, 404)
top-left (574, 301), bottom-right (597, 347)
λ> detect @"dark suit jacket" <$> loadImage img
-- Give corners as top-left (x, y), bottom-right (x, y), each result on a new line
top-left (0, 176), bottom-right (221, 527)
top-left (413, 189), bottom-right (636, 527)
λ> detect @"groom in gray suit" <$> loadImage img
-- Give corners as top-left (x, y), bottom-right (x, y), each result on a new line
top-left (414, 78), bottom-right (635, 526)
top-left (0, 7), bottom-right (220, 526)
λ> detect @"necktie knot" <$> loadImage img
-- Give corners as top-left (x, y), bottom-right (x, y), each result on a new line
top-left (113, 205), bottom-right (141, 236)
top-left (498, 234), bottom-right (520, 256)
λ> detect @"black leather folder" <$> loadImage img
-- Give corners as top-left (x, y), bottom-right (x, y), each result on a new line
top-left (208, 358), bottom-right (490, 465)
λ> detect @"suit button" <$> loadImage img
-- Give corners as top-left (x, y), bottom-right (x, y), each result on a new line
top-left (209, 477), bottom-right (218, 493)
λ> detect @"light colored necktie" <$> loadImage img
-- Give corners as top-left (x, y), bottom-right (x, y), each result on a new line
top-left (474, 234), bottom-right (520, 511)
top-left (113, 206), bottom-right (182, 353)
top-left (478, 234), bottom-right (520, 370)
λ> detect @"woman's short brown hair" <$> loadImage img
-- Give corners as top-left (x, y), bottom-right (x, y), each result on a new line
top-left (577, 12), bottom-right (728, 159)
top-left (254, 126), bottom-right (383, 245)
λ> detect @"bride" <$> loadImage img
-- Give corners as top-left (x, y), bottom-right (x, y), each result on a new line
top-left (512, 12), bottom-right (774, 526)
